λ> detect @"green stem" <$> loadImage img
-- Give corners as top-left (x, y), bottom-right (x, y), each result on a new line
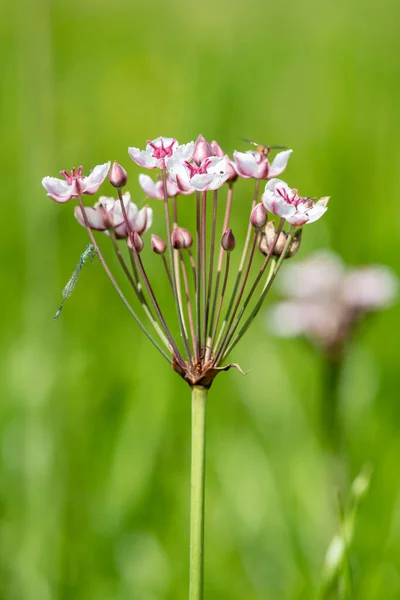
top-left (189, 385), bottom-right (207, 600)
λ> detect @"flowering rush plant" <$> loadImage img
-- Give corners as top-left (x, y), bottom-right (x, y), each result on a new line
top-left (43, 134), bottom-right (330, 599)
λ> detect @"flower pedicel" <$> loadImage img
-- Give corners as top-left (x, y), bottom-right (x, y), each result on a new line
top-left (43, 135), bottom-right (330, 386)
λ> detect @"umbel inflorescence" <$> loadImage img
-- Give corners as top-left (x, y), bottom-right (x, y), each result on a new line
top-left (43, 135), bottom-right (330, 387)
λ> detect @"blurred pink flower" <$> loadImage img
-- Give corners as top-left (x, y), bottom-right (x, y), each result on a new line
top-left (269, 251), bottom-right (398, 349)
top-left (128, 137), bottom-right (194, 170)
top-left (42, 162), bottom-right (111, 203)
top-left (234, 149), bottom-right (292, 180)
top-left (262, 178), bottom-right (329, 225)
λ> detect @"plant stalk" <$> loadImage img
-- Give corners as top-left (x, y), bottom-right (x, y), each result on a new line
top-left (189, 385), bottom-right (208, 600)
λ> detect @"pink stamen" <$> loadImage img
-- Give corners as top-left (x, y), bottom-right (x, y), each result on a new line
top-left (59, 166), bottom-right (84, 185)
top-left (147, 139), bottom-right (176, 160)
top-left (277, 187), bottom-right (302, 207)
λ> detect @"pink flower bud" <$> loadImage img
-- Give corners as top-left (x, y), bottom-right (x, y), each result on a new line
top-left (193, 134), bottom-right (214, 165)
top-left (210, 140), bottom-right (225, 157)
top-left (250, 203), bottom-right (268, 229)
top-left (109, 161), bottom-right (128, 188)
top-left (171, 227), bottom-right (193, 249)
top-left (151, 234), bottom-right (167, 255)
top-left (128, 231), bottom-right (144, 253)
top-left (171, 229), bottom-right (185, 249)
top-left (221, 228), bottom-right (236, 252)
top-left (180, 228), bottom-right (193, 248)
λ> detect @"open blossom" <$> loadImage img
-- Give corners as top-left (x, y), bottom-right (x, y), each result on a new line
top-left (74, 192), bottom-right (152, 238)
top-left (42, 162), bottom-right (111, 203)
top-left (268, 251), bottom-right (398, 349)
top-left (262, 178), bottom-right (329, 225)
top-left (128, 136), bottom-right (194, 170)
top-left (139, 174), bottom-right (182, 199)
top-left (233, 149), bottom-right (292, 180)
top-left (166, 154), bottom-right (230, 192)
top-left (192, 134), bottom-right (237, 181)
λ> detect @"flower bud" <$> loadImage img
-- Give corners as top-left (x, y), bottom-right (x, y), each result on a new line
top-left (210, 140), bottom-right (225, 157)
top-left (259, 221), bottom-right (286, 256)
top-left (171, 227), bottom-right (193, 249)
top-left (151, 234), bottom-right (166, 255)
top-left (171, 228), bottom-right (185, 249)
top-left (221, 228), bottom-right (236, 252)
top-left (180, 228), bottom-right (193, 248)
top-left (109, 160), bottom-right (128, 188)
top-left (286, 229), bottom-right (302, 258)
top-left (128, 231), bottom-right (144, 253)
top-left (250, 203), bottom-right (268, 229)
top-left (193, 134), bottom-right (213, 165)
top-left (259, 222), bottom-right (302, 259)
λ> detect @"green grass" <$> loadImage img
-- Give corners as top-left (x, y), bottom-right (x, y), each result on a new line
top-left (1, 0), bottom-right (400, 597)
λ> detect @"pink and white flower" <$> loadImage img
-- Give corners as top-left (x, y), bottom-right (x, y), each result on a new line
top-left (74, 192), bottom-right (153, 238)
top-left (233, 149), bottom-right (292, 180)
top-left (268, 251), bottom-right (398, 349)
top-left (139, 174), bottom-right (182, 199)
top-left (166, 155), bottom-right (230, 192)
top-left (128, 137), bottom-right (194, 170)
top-left (42, 162), bottom-right (111, 203)
top-left (262, 178), bottom-right (329, 226)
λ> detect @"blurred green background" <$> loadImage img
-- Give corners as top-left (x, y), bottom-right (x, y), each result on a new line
top-left (1, 0), bottom-right (400, 598)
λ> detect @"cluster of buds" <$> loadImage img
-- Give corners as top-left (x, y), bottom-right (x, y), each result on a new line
top-left (268, 251), bottom-right (398, 356)
top-left (43, 134), bottom-right (330, 387)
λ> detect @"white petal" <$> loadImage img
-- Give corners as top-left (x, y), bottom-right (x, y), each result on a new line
top-left (95, 195), bottom-right (116, 211)
top-left (304, 200), bottom-right (328, 224)
top-left (121, 191), bottom-right (131, 206)
top-left (166, 157), bottom-right (190, 183)
top-left (205, 155), bottom-right (229, 176)
top-left (286, 206), bottom-right (310, 226)
top-left (114, 198), bottom-right (138, 227)
top-left (128, 147), bottom-right (158, 169)
top-left (268, 150), bottom-right (293, 178)
top-left (233, 151), bottom-right (263, 178)
top-left (173, 141), bottom-right (195, 162)
top-left (113, 200), bottom-right (139, 236)
top-left (262, 192), bottom-right (296, 218)
top-left (264, 178), bottom-right (292, 196)
top-left (166, 179), bottom-right (180, 196)
top-left (125, 200), bottom-right (138, 222)
top-left (74, 206), bottom-right (107, 230)
top-left (42, 176), bottom-right (73, 202)
top-left (135, 206), bottom-right (153, 234)
top-left (139, 174), bottom-right (162, 199)
top-left (190, 173), bottom-right (216, 191)
top-left (84, 162), bottom-right (111, 194)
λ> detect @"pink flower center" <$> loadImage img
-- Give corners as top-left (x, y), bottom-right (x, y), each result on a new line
top-left (277, 187), bottom-right (302, 208)
top-left (147, 139), bottom-right (176, 160)
top-left (60, 166), bottom-right (83, 185)
top-left (184, 158), bottom-right (212, 178)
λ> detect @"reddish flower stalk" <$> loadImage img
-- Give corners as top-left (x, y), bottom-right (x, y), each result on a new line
top-left (43, 136), bottom-right (330, 388)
